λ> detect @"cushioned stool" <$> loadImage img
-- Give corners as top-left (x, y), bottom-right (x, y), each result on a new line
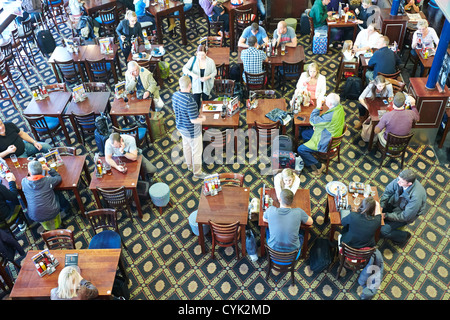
top-left (188, 210), bottom-right (210, 236)
top-left (149, 182), bottom-right (172, 215)
top-left (40, 214), bottom-right (62, 231)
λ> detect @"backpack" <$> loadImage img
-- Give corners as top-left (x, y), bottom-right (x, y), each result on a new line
top-left (340, 76), bottom-right (362, 100)
top-left (299, 12), bottom-right (310, 35)
top-left (309, 238), bottom-right (335, 273)
top-left (95, 112), bottom-right (110, 136)
top-left (229, 63), bottom-right (240, 82)
top-left (111, 274), bottom-right (130, 300)
top-left (272, 150), bottom-right (296, 170)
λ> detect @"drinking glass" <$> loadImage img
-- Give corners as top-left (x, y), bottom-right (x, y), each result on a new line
top-left (10, 154), bottom-right (19, 168)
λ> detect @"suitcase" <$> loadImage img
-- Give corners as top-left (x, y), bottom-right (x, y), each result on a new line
top-left (299, 12), bottom-right (310, 35)
top-left (36, 15), bottom-right (56, 57)
top-left (312, 34), bottom-right (328, 54)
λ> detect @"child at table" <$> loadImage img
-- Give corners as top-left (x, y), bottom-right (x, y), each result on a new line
top-left (342, 40), bottom-right (356, 62)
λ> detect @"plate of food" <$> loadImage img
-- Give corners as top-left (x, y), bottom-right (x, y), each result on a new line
top-left (152, 47), bottom-right (165, 57)
top-left (202, 103), bottom-right (222, 112)
top-left (326, 181), bottom-right (347, 196)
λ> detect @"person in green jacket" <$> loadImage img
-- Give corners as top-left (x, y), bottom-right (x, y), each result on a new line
top-left (297, 93), bottom-right (346, 176)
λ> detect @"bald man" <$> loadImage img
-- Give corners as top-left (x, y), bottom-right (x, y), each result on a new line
top-left (272, 21), bottom-right (297, 48)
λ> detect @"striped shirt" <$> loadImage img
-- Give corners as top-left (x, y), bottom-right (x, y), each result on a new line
top-left (172, 91), bottom-right (201, 138)
top-left (240, 47), bottom-right (267, 82)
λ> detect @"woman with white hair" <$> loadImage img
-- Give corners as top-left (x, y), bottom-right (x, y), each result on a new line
top-left (410, 19), bottom-right (439, 75)
top-left (51, 266), bottom-right (99, 300)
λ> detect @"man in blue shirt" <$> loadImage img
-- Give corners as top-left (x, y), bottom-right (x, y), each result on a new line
top-left (240, 35), bottom-right (268, 82)
top-left (238, 22), bottom-right (269, 48)
top-left (172, 76), bottom-right (207, 179)
top-left (263, 189), bottom-right (313, 256)
top-left (366, 35), bottom-right (401, 82)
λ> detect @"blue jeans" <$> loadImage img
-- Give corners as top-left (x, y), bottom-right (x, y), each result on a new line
top-left (18, 141), bottom-right (51, 158)
top-left (256, 0), bottom-right (266, 19)
top-left (296, 128), bottom-right (318, 167)
top-left (410, 49), bottom-right (425, 76)
top-left (380, 220), bottom-right (408, 244)
top-left (173, 3), bottom-right (193, 15)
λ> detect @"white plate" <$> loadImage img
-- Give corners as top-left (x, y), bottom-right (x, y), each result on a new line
top-left (202, 104), bottom-right (222, 112)
top-left (326, 181), bottom-right (347, 196)
top-left (151, 47), bottom-right (165, 57)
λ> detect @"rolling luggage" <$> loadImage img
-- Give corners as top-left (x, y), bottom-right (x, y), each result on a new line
top-left (312, 32), bottom-right (327, 54)
top-left (36, 14), bottom-right (56, 57)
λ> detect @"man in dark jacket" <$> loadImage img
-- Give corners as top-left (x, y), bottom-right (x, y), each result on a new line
top-left (0, 172), bottom-right (26, 231)
top-left (21, 161), bottom-right (70, 230)
top-left (366, 35), bottom-right (401, 82)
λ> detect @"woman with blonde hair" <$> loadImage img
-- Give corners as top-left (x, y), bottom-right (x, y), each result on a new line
top-left (50, 266), bottom-right (99, 300)
top-left (291, 62), bottom-right (327, 105)
top-left (116, 10), bottom-right (145, 60)
top-left (410, 19), bottom-right (439, 76)
top-left (274, 168), bottom-right (300, 201)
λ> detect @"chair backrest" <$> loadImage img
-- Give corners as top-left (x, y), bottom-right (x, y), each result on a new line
top-left (203, 128), bottom-right (232, 149)
top-left (339, 52), bottom-right (359, 72)
top-left (98, 6), bottom-right (117, 24)
top-left (96, 186), bottom-right (130, 210)
top-left (384, 132), bottom-right (414, 155)
top-left (20, 17), bottom-right (34, 37)
top-left (23, 114), bottom-right (52, 132)
top-left (340, 243), bottom-right (376, 271)
top-left (265, 245), bottom-right (299, 270)
top-left (249, 90), bottom-right (276, 99)
top-left (0, 53), bottom-right (13, 80)
top-left (112, 126), bottom-right (140, 146)
top-left (254, 121), bottom-right (280, 146)
top-left (54, 59), bottom-right (81, 84)
top-left (0, 38), bottom-right (13, 60)
top-left (307, 9), bottom-right (314, 42)
top-left (200, 36), bottom-right (223, 47)
top-left (218, 173), bottom-right (244, 187)
top-left (41, 229), bottom-right (75, 250)
top-left (215, 63), bottom-right (226, 79)
top-left (377, 70), bottom-right (401, 79)
top-left (244, 71), bottom-right (266, 90)
top-left (214, 79), bottom-right (235, 97)
top-left (324, 124), bottom-right (347, 156)
top-left (72, 111), bottom-right (97, 134)
top-left (281, 61), bottom-right (304, 79)
top-left (234, 7), bottom-right (253, 29)
top-left (49, 146), bottom-right (76, 156)
top-left (385, 77), bottom-right (406, 93)
top-left (85, 208), bottom-right (119, 235)
top-left (208, 220), bottom-right (240, 247)
top-left (84, 82), bottom-right (108, 92)
top-left (45, 83), bottom-right (67, 93)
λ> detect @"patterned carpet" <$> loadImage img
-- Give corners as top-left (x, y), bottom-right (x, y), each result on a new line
top-left (1, 9), bottom-right (449, 302)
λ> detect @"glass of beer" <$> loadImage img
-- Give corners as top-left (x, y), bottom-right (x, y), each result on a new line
top-left (281, 43), bottom-right (286, 56)
top-left (104, 162), bottom-right (112, 175)
top-left (10, 154), bottom-right (20, 168)
top-left (38, 157), bottom-right (46, 165)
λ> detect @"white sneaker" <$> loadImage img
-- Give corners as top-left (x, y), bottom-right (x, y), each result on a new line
top-left (155, 97), bottom-right (164, 110)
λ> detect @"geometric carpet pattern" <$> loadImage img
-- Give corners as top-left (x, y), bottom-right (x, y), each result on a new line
top-left (1, 11), bottom-right (449, 301)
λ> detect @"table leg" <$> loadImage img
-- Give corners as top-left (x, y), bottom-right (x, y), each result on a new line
top-left (179, 9), bottom-right (187, 45)
top-left (324, 197), bottom-right (330, 224)
top-left (132, 188), bottom-right (143, 219)
top-left (83, 161), bottom-right (91, 185)
top-left (92, 189), bottom-right (102, 208)
top-left (352, 26), bottom-right (357, 43)
top-left (329, 224), bottom-right (336, 241)
top-left (145, 114), bottom-right (154, 143)
top-left (72, 188), bottom-right (85, 215)
top-left (302, 227), bottom-right (310, 258)
top-left (59, 115), bottom-right (72, 145)
top-left (198, 223), bottom-right (206, 254)
top-left (270, 64), bottom-right (275, 89)
top-left (294, 123), bottom-right (299, 148)
top-left (155, 14), bottom-right (164, 45)
top-left (260, 226), bottom-right (266, 256)
top-left (229, 10), bottom-right (235, 52)
top-left (111, 115), bottom-right (119, 128)
top-left (240, 224), bottom-right (246, 256)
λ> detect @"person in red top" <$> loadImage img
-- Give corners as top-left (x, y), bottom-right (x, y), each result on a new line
top-left (374, 92), bottom-right (420, 146)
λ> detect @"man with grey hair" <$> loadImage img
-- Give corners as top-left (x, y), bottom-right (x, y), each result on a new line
top-left (21, 160), bottom-right (70, 230)
top-left (172, 76), bottom-right (207, 179)
top-left (297, 93), bottom-right (346, 176)
top-left (380, 169), bottom-right (427, 245)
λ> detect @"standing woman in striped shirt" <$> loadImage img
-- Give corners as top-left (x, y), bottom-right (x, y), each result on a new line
top-left (172, 76), bottom-right (208, 179)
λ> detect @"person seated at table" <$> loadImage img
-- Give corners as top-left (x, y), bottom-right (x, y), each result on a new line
top-left (200, 0), bottom-right (230, 37)
top-left (374, 92), bottom-right (420, 146)
top-left (274, 168), bottom-right (300, 202)
top-left (0, 172), bottom-right (26, 232)
top-left (380, 169), bottom-right (427, 245)
top-left (238, 22), bottom-right (269, 48)
top-left (134, 0), bottom-right (156, 30)
top-left (168, 0), bottom-right (194, 32)
top-left (290, 62), bottom-right (326, 107)
top-left (118, 0), bottom-right (136, 11)
top-left (354, 0), bottom-right (376, 30)
top-left (297, 93), bottom-right (346, 176)
top-left (105, 132), bottom-right (157, 182)
top-left (182, 44), bottom-right (217, 109)
top-left (21, 161), bottom-right (70, 231)
top-left (366, 35), bottom-right (401, 83)
top-left (353, 23), bottom-right (381, 56)
top-left (310, 0), bottom-right (352, 48)
top-left (0, 229), bottom-right (26, 266)
top-left (410, 19), bottom-right (439, 76)
top-left (116, 10), bottom-right (146, 61)
top-left (0, 119), bottom-right (51, 159)
top-left (51, 266), bottom-right (99, 300)
top-left (68, 0), bottom-right (85, 20)
top-left (240, 35), bottom-right (268, 83)
top-left (125, 61), bottom-right (164, 116)
top-left (272, 21), bottom-right (297, 48)
top-left (339, 196), bottom-right (382, 250)
top-left (356, 75), bottom-right (393, 130)
top-left (342, 40), bottom-right (356, 62)
top-left (263, 189), bottom-right (313, 257)
top-left (16, 0), bottom-right (41, 25)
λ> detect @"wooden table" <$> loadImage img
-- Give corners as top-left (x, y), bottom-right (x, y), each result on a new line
top-left (24, 91), bottom-right (73, 145)
top-left (110, 93), bottom-right (154, 143)
top-left (258, 188), bottom-right (312, 258)
top-left (196, 186), bottom-right (250, 256)
top-left (207, 47), bottom-right (231, 77)
top-left (324, 185), bottom-right (383, 242)
top-left (359, 54), bottom-right (371, 87)
top-left (83, 0), bottom-right (118, 16)
top-left (48, 46), bottom-right (88, 83)
top-left (147, 0), bottom-right (187, 46)
top-left (1, 156), bottom-right (90, 215)
top-left (365, 97), bottom-right (392, 150)
top-left (82, 43), bottom-right (121, 82)
top-left (127, 43), bottom-right (165, 88)
top-left (326, 16), bottom-right (358, 53)
top-left (222, 0), bottom-right (258, 52)
top-left (64, 92), bottom-right (112, 144)
top-left (415, 49), bottom-right (434, 77)
top-left (246, 98), bottom-right (287, 134)
top-left (89, 155), bottom-right (144, 219)
top-left (200, 101), bottom-right (240, 129)
top-left (293, 100), bottom-right (330, 147)
top-left (237, 46), bottom-right (305, 89)
top-left (9, 249), bottom-right (121, 300)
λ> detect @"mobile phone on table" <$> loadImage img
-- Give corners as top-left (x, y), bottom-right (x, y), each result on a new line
top-left (297, 116), bottom-right (305, 121)
top-left (383, 99), bottom-right (388, 105)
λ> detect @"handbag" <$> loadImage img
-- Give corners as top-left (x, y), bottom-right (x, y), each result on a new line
top-left (361, 118), bottom-right (376, 143)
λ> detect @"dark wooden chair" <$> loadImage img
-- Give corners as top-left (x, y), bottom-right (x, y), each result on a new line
top-left (112, 125), bottom-right (150, 149)
top-left (10, 27), bottom-right (32, 76)
top-left (47, 0), bottom-right (69, 34)
top-left (278, 60), bottom-right (304, 93)
top-left (204, 12), bottom-right (225, 45)
top-left (86, 58), bottom-right (113, 84)
top-left (45, 83), bottom-right (67, 93)
top-left (377, 69), bottom-right (402, 81)
top-left (0, 252), bottom-right (21, 291)
top-left (0, 53), bottom-right (23, 112)
top-left (307, 9), bottom-right (315, 44)
top-left (200, 36), bottom-right (223, 47)
top-left (0, 37), bottom-right (26, 81)
top-left (377, 132), bottom-right (414, 168)
top-left (23, 114), bottom-right (62, 147)
top-left (336, 243), bottom-right (376, 279)
top-left (208, 220), bottom-right (241, 260)
top-left (96, 186), bottom-right (135, 221)
top-left (0, 205), bottom-right (28, 239)
top-left (385, 77), bottom-right (406, 93)
top-left (54, 59), bottom-right (83, 85)
top-left (97, 6), bottom-right (119, 40)
top-left (244, 71), bottom-right (267, 98)
top-left (17, 16), bottom-right (38, 66)
top-left (233, 7), bottom-right (254, 49)
top-left (313, 124), bottom-right (347, 174)
top-left (84, 82), bottom-right (108, 92)
top-left (253, 120), bottom-right (281, 149)
top-left (213, 79), bottom-right (235, 97)
top-left (265, 245), bottom-right (300, 285)
top-left (49, 146), bottom-right (76, 156)
top-left (72, 111), bottom-right (97, 145)
top-left (84, 208), bottom-right (128, 281)
top-left (249, 90), bottom-right (276, 99)
top-left (335, 53), bottom-right (359, 91)
top-left (218, 173), bottom-right (244, 187)
top-left (41, 229), bottom-right (76, 250)
top-left (203, 128), bottom-right (235, 156)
